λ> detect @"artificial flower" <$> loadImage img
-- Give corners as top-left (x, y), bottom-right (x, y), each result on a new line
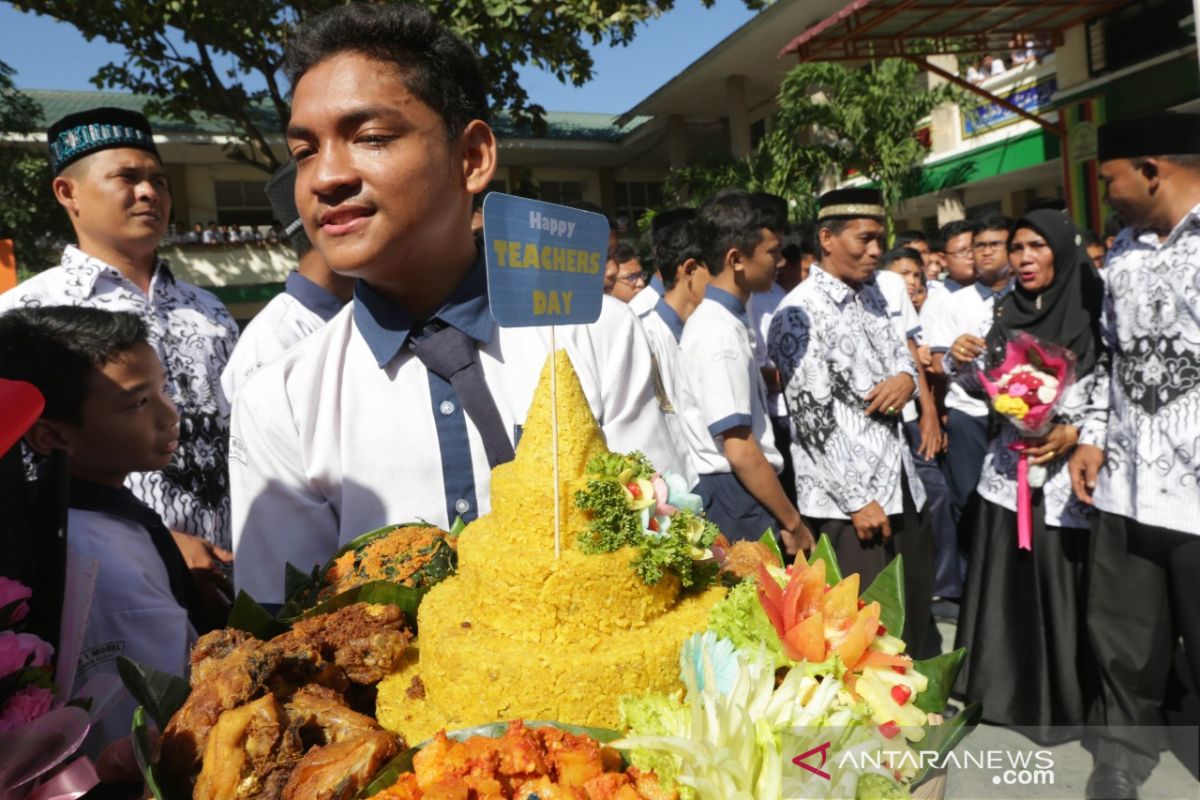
top-left (0, 631), bottom-right (54, 679)
top-left (0, 577), bottom-right (32, 625)
top-left (0, 685), bottom-right (54, 732)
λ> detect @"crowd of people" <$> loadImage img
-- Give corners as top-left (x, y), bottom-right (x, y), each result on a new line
top-left (0, 5), bottom-right (1197, 800)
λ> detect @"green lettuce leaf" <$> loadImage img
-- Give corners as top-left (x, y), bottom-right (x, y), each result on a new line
top-left (707, 579), bottom-right (789, 668)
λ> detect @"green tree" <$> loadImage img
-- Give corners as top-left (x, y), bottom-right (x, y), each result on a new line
top-left (662, 146), bottom-right (826, 222)
top-left (768, 58), bottom-right (960, 219)
top-left (11, 0), bottom-right (768, 174)
top-left (0, 61), bottom-right (71, 273)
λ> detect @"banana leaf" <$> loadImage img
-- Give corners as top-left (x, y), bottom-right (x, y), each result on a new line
top-left (292, 580), bottom-right (428, 627)
top-left (758, 528), bottom-right (784, 567)
top-left (861, 554), bottom-right (905, 638)
top-left (914, 701), bottom-right (982, 785)
top-left (808, 533), bottom-right (843, 584)
top-left (117, 657), bottom-right (189, 731)
top-left (131, 706), bottom-right (168, 800)
top-left (227, 590), bottom-right (289, 640)
top-left (358, 721), bottom-right (622, 797)
top-left (912, 647), bottom-right (967, 714)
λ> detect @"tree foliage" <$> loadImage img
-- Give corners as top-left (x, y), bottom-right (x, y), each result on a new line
top-left (769, 58), bottom-right (959, 215)
top-left (664, 58), bottom-right (958, 224)
top-left (11, 0), bottom-right (767, 174)
top-left (0, 61), bottom-right (72, 273)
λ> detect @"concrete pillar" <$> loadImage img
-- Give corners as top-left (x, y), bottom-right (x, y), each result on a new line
top-left (667, 115), bottom-right (688, 169)
top-left (937, 189), bottom-right (966, 226)
top-left (726, 74), bottom-right (751, 159)
top-left (1055, 24), bottom-right (1089, 92)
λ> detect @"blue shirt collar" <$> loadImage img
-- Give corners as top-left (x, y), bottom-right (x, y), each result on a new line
top-left (653, 299), bottom-right (685, 343)
top-left (285, 271), bottom-right (345, 323)
top-left (943, 277), bottom-right (968, 293)
top-left (705, 285), bottom-right (750, 324)
top-left (353, 250), bottom-right (494, 368)
top-left (974, 279), bottom-right (1014, 301)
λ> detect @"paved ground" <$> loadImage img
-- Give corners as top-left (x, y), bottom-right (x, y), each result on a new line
top-left (928, 619), bottom-right (1199, 800)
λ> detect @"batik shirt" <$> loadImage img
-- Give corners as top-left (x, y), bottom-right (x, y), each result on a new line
top-left (768, 266), bottom-right (925, 519)
top-left (1081, 203), bottom-right (1200, 536)
top-left (0, 246), bottom-right (238, 547)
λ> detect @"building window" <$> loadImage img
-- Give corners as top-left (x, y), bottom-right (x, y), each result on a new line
top-left (1086, 0), bottom-right (1190, 77)
top-left (214, 180), bottom-right (274, 226)
top-left (614, 181), bottom-right (664, 233)
top-left (538, 180), bottom-right (583, 206)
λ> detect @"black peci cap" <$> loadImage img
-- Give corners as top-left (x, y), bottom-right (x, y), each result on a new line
top-left (47, 107), bottom-right (159, 175)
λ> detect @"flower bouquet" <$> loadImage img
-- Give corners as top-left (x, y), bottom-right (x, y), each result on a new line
top-left (0, 577), bottom-right (108, 800)
top-left (977, 332), bottom-right (1077, 550)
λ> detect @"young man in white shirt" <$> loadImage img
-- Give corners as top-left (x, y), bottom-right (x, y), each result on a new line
top-left (231, 4), bottom-right (687, 604)
top-left (0, 107), bottom-right (237, 568)
top-left (675, 190), bottom-right (812, 553)
top-left (0, 307), bottom-right (203, 763)
top-left (221, 160), bottom-right (354, 402)
top-left (925, 215), bottom-right (1014, 520)
top-left (1070, 111), bottom-right (1200, 800)
top-left (749, 222), bottom-right (814, 507)
top-left (768, 188), bottom-right (933, 653)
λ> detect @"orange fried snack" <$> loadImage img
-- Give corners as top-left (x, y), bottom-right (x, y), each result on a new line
top-left (372, 721), bottom-right (675, 800)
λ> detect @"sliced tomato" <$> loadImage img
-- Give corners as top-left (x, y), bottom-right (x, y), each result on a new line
top-left (822, 573), bottom-right (860, 622)
top-left (781, 562), bottom-right (809, 630)
top-left (833, 602), bottom-right (879, 669)
top-left (783, 611), bottom-right (827, 663)
top-left (797, 558), bottom-right (826, 619)
top-left (757, 581), bottom-right (786, 639)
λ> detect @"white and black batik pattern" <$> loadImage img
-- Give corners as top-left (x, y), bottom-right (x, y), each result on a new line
top-left (1080, 205), bottom-right (1200, 536)
top-left (0, 246), bottom-right (238, 547)
top-left (977, 373), bottom-right (1098, 529)
top-left (768, 267), bottom-right (925, 519)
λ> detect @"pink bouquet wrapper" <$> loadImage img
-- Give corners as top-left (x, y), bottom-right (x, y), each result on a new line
top-left (977, 333), bottom-right (1077, 550)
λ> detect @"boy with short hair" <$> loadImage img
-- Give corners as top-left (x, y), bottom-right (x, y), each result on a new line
top-left (675, 190), bottom-right (812, 552)
top-left (0, 306), bottom-right (201, 754)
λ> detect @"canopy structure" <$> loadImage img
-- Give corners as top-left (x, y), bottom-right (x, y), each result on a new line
top-left (778, 0), bottom-right (1128, 137)
top-left (779, 0), bottom-right (1127, 63)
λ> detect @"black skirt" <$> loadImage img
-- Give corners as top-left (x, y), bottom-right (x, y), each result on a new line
top-left (953, 498), bottom-right (1094, 744)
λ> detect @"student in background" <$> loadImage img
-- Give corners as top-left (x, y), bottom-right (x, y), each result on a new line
top-left (676, 189), bottom-right (811, 552)
top-left (221, 160), bottom-right (354, 402)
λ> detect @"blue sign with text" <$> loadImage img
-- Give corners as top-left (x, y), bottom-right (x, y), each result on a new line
top-left (963, 77), bottom-right (1058, 137)
top-left (483, 192), bottom-right (608, 327)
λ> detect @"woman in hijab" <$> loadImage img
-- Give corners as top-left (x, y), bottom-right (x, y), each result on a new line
top-left (954, 208), bottom-right (1106, 744)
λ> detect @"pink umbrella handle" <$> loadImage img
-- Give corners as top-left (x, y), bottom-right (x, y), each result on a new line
top-left (1016, 453), bottom-right (1033, 551)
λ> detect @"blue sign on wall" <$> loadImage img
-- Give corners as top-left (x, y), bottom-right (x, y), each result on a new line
top-left (963, 77), bottom-right (1058, 137)
top-left (482, 192), bottom-right (608, 328)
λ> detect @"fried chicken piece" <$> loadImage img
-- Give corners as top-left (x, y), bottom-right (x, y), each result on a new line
top-left (284, 684), bottom-right (379, 742)
top-left (194, 694), bottom-right (297, 800)
top-left (275, 603), bottom-right (412, 684)
top-left (160, 633), bottom-right (287, 796)
top-left (281, 729), bottom-right (400, 800)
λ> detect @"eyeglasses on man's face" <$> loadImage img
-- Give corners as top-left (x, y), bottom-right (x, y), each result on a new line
top-left (616, 272), bottom-right (647, 287)
top-left (972, 239), bottom-right (1007, 252)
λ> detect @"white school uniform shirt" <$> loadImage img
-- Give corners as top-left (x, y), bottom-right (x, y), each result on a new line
top-left (749, 282), bottom-right (788, 418)
top-left (0, 245), bottom-right (238, 548)
top-left (768, 266), bottom-right (925, 519)
top-left (638, 299), bottom-right (699, 489)
top-left (221, 272), bottom-right (346, 403)
top-left (68, 508), bottom-right (196, 754)
top-left (875, 270), bottom-right (923, 423)
top-left (628, 279), bottom-right (663, 319)
top-left (675, 286), bottom-right (782, 477)
top-left (231, 257), bottom-right (690, 602)
top-left (1080, 205), bottom-right (1200, 536)
top-left (923, 278), bottom-right (1013, 417)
